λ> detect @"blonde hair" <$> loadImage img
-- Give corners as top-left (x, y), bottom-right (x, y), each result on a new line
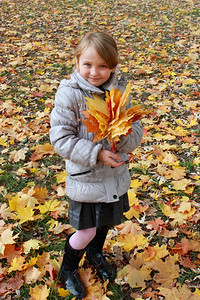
top-left (74, 32), bottom-right (119, 69)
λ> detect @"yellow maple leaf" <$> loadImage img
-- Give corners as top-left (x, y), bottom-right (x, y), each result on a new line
top-left (56, 170), bottom-right (67, 183)
top-left (0, 228), bottom-right (19, 245)
top-left (9, 195), bottom-right (21, 211)
top-left (38, 199), bottom-right (61, 214)
top-left (130, 179), bottom-right (142, 189)
top-left (117, 233), bottom-right (148, 252)
top-left (8, 188), bottom-right (38, 212)
top-left (29, 284), bottom-right (49, 300)
top-left (0, 138), bottom-right (7, 147)
top-left (8, 256), bottom-right (26, 273)
top-left (182, 78), bottom-right (196, 85)
top-left (14, 205), bottom-right (35, 224)
top-left (194, 288), bottom-right (200, 296)
top-left (26, 257), bottom-right (38, 269)
top-left (127, 189), bottom-right (139, 205)
top-left (154, 243), bottom-right (169, 259)
top-left (118, 37), bottom-right (126, 43)
top-left (23, 239), bottom-right (43, 254)
top-left (124, 205), bottom-right (141, 219)
top-left (158, 165), bottom-right (186, 180)
top-left (171, 178), bottom-right (192, 191)
top-left (161, 203), bottom-right (196, 226)
top-left (57, 288), bottom-right (70, 297)
top-left (133, 250), bottom-right (154, 267)
top-left (193, 157), bottom-right (200, 165)
top-left (171, 212), bottom-right (193, 226)
top-left (124, 189), bottom-right (148, 219)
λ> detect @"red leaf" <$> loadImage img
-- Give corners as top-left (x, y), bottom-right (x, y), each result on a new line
top-left (30, 92), bottom-right (45, 98)
top-left (170, 238), bottom-right (189, 256)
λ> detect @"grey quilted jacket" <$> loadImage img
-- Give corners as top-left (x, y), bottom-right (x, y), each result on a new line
top-left (49, 70), bottom-right (143, 203)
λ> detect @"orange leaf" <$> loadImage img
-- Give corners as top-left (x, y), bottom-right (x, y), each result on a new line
top-left (34, 185), bottom-right (48, 202)
top-left (148, 217), bottom-right (166, 232)
top-left (30, 143), bottom-right (54, 161)
top-left (81, 83), bottom-right (150, 151)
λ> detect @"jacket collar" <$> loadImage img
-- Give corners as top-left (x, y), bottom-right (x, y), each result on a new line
top-left (70, 70), bottom-right (118, 94)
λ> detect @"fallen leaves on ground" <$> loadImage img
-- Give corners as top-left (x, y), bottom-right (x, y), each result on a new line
top-left (0, 0), bottom-right (199, 299)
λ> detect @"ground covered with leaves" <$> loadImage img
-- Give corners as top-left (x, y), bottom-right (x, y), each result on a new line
top-left (0, 0), bottom-right (200, 299)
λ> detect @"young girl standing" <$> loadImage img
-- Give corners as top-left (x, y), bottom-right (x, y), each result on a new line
top-left (50, 32), bottom-right (143, 298)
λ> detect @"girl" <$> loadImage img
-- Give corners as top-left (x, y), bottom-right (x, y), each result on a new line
top-left (50, 32), bottom-right (143, 298)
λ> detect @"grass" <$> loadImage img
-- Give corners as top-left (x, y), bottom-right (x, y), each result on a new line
top-left (0, 171), bottom-right (27, 193)
top-left (0, 0), bottom-right (200, 298)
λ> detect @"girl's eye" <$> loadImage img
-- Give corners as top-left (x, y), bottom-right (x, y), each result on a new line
top-left (84, 63), bottom-right (91, 67)
top-left (100, 65), bottom-right (107, 69)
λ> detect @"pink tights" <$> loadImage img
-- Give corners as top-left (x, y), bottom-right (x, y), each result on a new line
top-left (69, 227), bottom-right (96, 250)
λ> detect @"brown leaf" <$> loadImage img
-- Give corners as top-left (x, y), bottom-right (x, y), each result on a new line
top-left (158, 283), bottom-right (200, 300)
top-left (0, 273), bottom-right (24, 296)
top-left (147, 256), bottom-right (179, 287)
top-left (33, 185), bottom-right (48, 203)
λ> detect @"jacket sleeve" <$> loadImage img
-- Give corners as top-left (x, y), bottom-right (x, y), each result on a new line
top-left (116, 120), bottom-right (143, 153)
top-left (49, 87), bottom-right (102, 167)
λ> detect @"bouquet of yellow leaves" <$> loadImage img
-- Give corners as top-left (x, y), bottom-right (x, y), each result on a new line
top-left (81, 83), bottom-right (148, 152)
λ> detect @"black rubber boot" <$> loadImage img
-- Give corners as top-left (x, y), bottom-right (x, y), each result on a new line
top-left (86, 225), bottom-right (116, 282)
top-left (59, 234), bottom-right (86, 299)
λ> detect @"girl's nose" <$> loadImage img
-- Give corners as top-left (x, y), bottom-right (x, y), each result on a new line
top-left (91, 67), bottom-right (99, 76)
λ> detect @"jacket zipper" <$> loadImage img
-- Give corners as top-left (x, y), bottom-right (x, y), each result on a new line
top-left (70, 169), bottom-right (95, 177)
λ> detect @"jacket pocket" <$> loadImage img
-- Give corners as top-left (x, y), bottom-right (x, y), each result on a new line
top-left (70, 168), bottom-right (95, 177)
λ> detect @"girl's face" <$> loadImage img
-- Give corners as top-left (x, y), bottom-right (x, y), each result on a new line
top-left (76, 46), bottom-right (116, 87)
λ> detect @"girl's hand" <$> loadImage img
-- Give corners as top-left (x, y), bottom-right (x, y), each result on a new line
top-left (97, 150), bottom-right (125, 168)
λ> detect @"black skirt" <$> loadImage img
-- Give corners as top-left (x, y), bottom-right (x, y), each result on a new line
top-left (68, 193), bottom-right (130, 230)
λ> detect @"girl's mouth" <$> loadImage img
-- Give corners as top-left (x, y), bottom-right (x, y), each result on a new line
top-left (90, 78), bottom-right (100, 81)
